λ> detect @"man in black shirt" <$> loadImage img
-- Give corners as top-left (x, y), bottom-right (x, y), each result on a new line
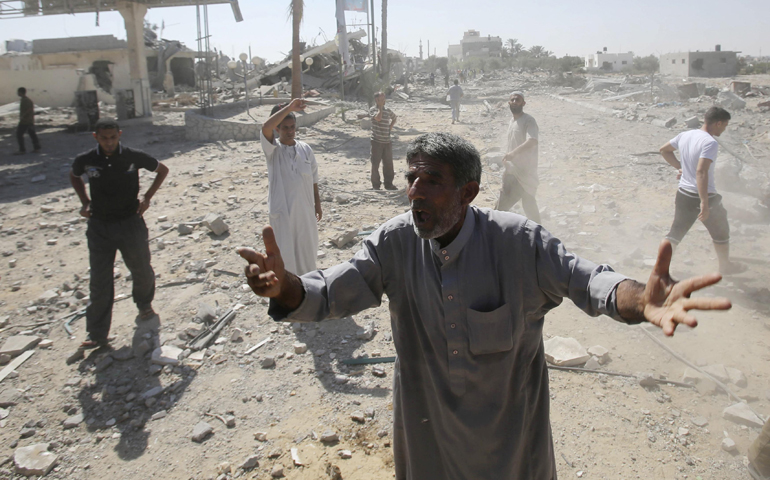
top-left (69, 118), bottom-right (169, 348)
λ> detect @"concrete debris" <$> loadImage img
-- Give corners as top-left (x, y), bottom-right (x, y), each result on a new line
top-left (271, 464), bottom-right (285, 478)
top-left (725, 367), bottom-right (748, 388)
top-left (586, 345), bottom-right (609, 364)
top-left (254, 431), bottom-right (268, 441)
top-left (261, 356), bottom-right (276, 368)
top-left (0, 335), bottom-right (41, 357)
top-left (338, 449), bottom-right (352, 459)
top-left (191, 421), bottom-right (214, 442)
top-left (152, 346), bottom-right (183, 366)
top-left (294, 343), bottom-right (308, 354)
top-left (691, 416), bottom-right (709, 427)
top-left (13, 443), bottom-right (58, 477)
top-left (0, 389), bottom-right (21, 407)
top-left (196, 302), bottom-right (218, 323)
top-left (584, 356), bottom-right (601, 370)
top-left (240, 455), bottom-right (260, 470)
top-left (62, 413), bottom-right (84, 429)
top-left (717, 91), bottom-right (746, 110)
top-left (722, 402), bottom-right (764, 428)
top-left (177, 223), bottom-right (194, 235)
top-left (202, 213), bottom-right (229, 236)
top-left (544, 336), bottom-right (589, 367)
top-left (684, 116), bottom-right (701, 128)
top-left (701, 364), bottom-right (730, 383)
top-left (331, 229), bottom-right (359, 248)
top-left (320, 430), bottom-right (339, 443)
top-left (721, 437), bottom-right (738, 453)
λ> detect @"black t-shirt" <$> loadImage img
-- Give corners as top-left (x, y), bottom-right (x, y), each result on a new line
top-left (72, 144), bottom-right (159, 221)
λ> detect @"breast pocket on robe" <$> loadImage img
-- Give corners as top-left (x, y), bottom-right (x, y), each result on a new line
top-left (466, 303), bottom-right (513, 355)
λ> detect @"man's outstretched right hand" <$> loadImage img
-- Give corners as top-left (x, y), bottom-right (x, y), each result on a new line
top-left (237, 226), bottom-right (285, 298)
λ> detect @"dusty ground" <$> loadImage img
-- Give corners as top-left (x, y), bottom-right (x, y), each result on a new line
top-left (1, 71), bottom-right (769, 480)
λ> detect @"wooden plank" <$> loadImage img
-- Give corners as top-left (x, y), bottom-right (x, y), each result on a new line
top-left (0, 351), bottom-right (34, 383)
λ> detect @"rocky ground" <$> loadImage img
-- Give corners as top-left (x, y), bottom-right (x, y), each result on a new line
top-left (0, 71), bottom-right (769, 480)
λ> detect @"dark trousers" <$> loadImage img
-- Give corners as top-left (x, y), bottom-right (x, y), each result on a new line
top-left (665, 190), bottom-right (730, 244)
top-left (16, 124), bottom-right (40, 152)
top-left (86, 214), bottom-right (155, 340)
top-left (496, 175), bottom-right (541, 223)
top-left (370, 140), bottom-right (394, 189)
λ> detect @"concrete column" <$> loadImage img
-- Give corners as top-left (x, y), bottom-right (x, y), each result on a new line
top-left (118, 1), bottom-right (151, 117)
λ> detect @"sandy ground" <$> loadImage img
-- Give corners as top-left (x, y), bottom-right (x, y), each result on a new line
top-left (0, 72), bottom-right (769, 480)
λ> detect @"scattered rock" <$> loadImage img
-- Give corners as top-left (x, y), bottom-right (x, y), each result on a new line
top-left (372, 366), bottom-right (386, 377)
top-left (254, 432), bottom-right (268, 442)
top-left (0, 335), bottom-right (41, 357)
top-left (230, 328), bottom-right (244, 343)
top-left (134, 340), bottom-right (151, 358)
top-left (725, 367), bottom-right (748, 388)
top-left (351, 411), bottom-right (366, 423)
top-left (13, 443), bottom-right (57, 477)
top-left (701, 364), bottom-right (730, 383)
top-left (202, 213), bottom-right (229, 236)
top-left (294, 343), bottom-right (308, 354)
top-left (0, 389), bottom-right (21, 407)
top-left (62, 413), bottom-right (84, 429)
top-left (270, 464), bottom-right (284, 478)
top-left (338, 449), bottom-right (352, 459)
top-left (191, 421), bottom-right (213, 442)
top-left (685, 116), bottom-right (701, 128)
top-left (320, 430), bottom-right (339, 443)
top-left (544, 336), bottom-right (589, 367)
top-left (721, 437), bottom-right (738, 453)
top-left (584, 356), bottom-right (601, 370)
top-left (723, 403), bottom-right (764, 428)
top-left (151, 345), bottom-right (183, 366)
top-left (331, 229), bottom-right (358, 248)
top-left (111, 346), bottom-right (134, 361)
top-left (94, 355), bottom-right (113, 372)
top-left (240, 455), bottom-right (260, 470)
top-left (586, 345), bottom-right (609, 364)
top-left (261, 356), bottom-right (276, 368)
top-left (177, 223), bottom-right (194, 235)
top-left (691, 416), bottom-right (709, 427)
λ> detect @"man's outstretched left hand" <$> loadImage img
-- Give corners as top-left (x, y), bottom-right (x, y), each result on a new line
top-left (640, 239), bottom-right (731, 336)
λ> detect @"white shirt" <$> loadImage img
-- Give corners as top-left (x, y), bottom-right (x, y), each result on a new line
top-left (670, 129), bottom-right (719, 195)
top-left (260, 132), bottom-right (319, 275)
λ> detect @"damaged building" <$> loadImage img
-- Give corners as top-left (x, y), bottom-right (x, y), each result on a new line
top-left (660, 46), bottom-right (739, 78)
top-left (0, 34), bottom-right (198, 107)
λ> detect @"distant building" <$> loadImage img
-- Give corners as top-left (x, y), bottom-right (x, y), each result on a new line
top-left (659, 46), bottom-right (738, 77)
top-left (447, 44), bottom-right (462, 61)
top-left (447, 30), bottom-right (502, 60)
top-left (585, 48), bottom-right (633, 72)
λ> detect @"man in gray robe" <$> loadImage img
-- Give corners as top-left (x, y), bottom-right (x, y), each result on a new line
top-left (237, 133), bottom-right (731, 480)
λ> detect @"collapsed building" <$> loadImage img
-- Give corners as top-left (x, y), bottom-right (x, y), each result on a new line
top-left (0, 34), bottom-right (198, 108)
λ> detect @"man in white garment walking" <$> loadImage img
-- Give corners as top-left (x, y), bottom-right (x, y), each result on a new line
top-left (496, 91), bottom-right (541, 223)
top-left (260, 99), bottom-right (322, 275)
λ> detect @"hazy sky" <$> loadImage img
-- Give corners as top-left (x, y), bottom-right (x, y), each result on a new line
top-left (1, 0), bottom-right (768, 62)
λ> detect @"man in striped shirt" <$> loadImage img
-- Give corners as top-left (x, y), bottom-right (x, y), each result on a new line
top-left (369, 92), bottom-right (398, 190)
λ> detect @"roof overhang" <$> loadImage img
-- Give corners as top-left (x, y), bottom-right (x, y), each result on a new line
top-left (1, 0), bottom-right (243, 21)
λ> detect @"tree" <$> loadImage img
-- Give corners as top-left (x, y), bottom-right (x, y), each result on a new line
top-left (633, 55), bottom-right (660, 73)
top-left (381, 0), bottom-right (388, 81)
top-left (528, 45), bottom-right (552, 59)
top-left (288, 0), bottom-right (304, 99)
top-left (506, 38), bottom-right (522, 56)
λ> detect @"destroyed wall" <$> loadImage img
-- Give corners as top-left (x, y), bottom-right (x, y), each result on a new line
top-left (660, 51), bottom-right (738, 78)
top-left (0, 48), bottom-right (131, 106)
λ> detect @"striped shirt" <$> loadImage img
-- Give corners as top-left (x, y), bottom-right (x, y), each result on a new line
top-left (369, 106), bottom-right (396, 143)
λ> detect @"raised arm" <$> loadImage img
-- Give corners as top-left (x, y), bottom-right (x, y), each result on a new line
top-left (261, 98), bottom-right (306, 143)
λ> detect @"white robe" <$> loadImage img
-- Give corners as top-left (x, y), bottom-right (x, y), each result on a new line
top-left (260, 132), bottom-right (319, 275)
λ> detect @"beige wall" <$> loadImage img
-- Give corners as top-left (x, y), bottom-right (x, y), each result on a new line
top-left (0, 69), bottom-right (82, 106)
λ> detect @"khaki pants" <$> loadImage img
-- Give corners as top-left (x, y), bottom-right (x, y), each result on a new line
top-left (370, 140), bottom-right (393, 189)
top-left (750, 419), bottom-right (770, 476)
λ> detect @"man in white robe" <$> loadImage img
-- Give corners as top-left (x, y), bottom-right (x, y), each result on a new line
top-left (260, 99), bottom-right (322, 274)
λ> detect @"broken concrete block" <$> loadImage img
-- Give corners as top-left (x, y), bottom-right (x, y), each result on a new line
top-left (726, 367), bottom-right (748, 388)
top-left (202, 213), bottom-right (229, 236)
top-left (151, 345), bottom-right (183, 366)
top-left (0, 335), bottom-right (41, 357)
top-left (177, 223), bottom-right (194, 235)
top-left (544, 336), bottom-right (589, 367)
top-left (664, 117), bottom-right (677, 128)
top-left (294, 343), bottom-right (308, 354)
top-left (0, 389), bottom-right (21, 407)
top-left (320, 430), bottom-right (339, 443)
top-left (681, 367), bottom-right (706, 384)
top-left (717, 91), bottom-right (746, 110)
top-left (587, 345), bottom-right (609, 364)
top-left (685, 116), bottom-right (701, 128)
top-left (331, 229), bottom-right (358, 248)
top-left (721, 437), bottom-right (738, 453)
top-left (240, 455), bottom-right (260, 470)
top-left (722, 402), bottom-right (764, 428)
top-left (13, 443), bottom-right (57, 477)
top-left (261, 356), bottom-right (276, 368)
top-left (191, 421), bottom-right (213, 442)
top-left (584, 356), bottom-right (601, 370)
top-left (702, 364), bottom-right (730, 383)
top-left (691, 416), bottom-right (709, 427)
top-left (36, 290), bottom-right (58, 305)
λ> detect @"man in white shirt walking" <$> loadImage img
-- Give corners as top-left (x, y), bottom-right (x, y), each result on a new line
top-left (659, 106), bottom-right (743, 274)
